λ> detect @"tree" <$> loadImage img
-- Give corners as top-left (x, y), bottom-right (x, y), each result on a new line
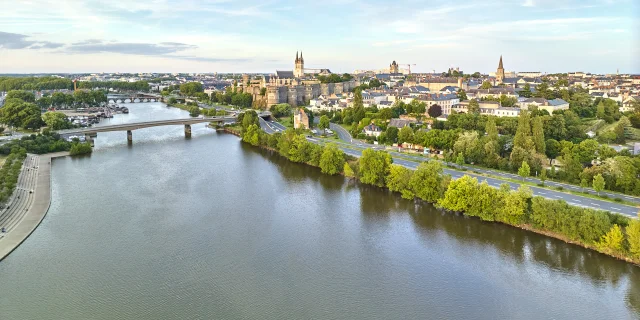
top-left (353, 89), bottom-right (364, 109)
top-left (242, 124), bottom-right (261, 146)
top-left (179, 82), bottom-right (204, 96)
top-left (520, 84), bottom-right (532, 98)
top-left (386, 165), bottom-right (414, 199)
top-left (0, 99), bottom-right (42, 129)
top-left (545, 139), bottom-right (561, 165)
top-left (398, 126), bottom-right (414, 145)
top-left (358, 149), bottom-right (392, 187)
top-left (540, 168), bottom-right (547, 186)
top-left (513, 110), bottom-right (532, 149)
top-left (189, 106), bottom-right (201, 117)
top-left (343, 162), bottom-right (356, 179)
top-left (532, 116), bottom-right (545, 154)
top-left (627, 219), bottom-right (640, 259)
top-left (518, 161), bottom-right (530, 181)
top-left (69, 142), bottom-right (92, 156)
top-left (318, 115), bottom-right (330, 132)
top-left (468, 99), bottom-right (480, 113)
top-left (409, 161), bottom-right (448, 203)
top-left (319, 144), bottom-right (345, 175)
top-left (428, 104), bottom-right (443, 118)
top-left (480, 81), bottom-right (492, 89)
top-left (41, 111), bottom-right (69, 130)
top-left (6, 90), bottom-right (36, 102)
top-left (457, 89), bottom-right (467, 101)
top-left (597, 225), bottom-right (624, 254)
top-left (385, 127), bottom-right (399, 144)
top-left (593, 174), bottom-right (605, 195)
top-left (456, 152), bottom-right (465, 166)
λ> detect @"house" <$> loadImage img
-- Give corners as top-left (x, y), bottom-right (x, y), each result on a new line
top-left (293, 108), bottom-right (309, 129)
top-left (622, 96), bottom-right (639, 112)
top-left (421, 93), bottom-right (460, 115)
top-left (363, 123), bottom-right (383, 137)
top-left (451, 100), bottom-right (501, 115)
top-left (388, 119), bottom-right (415, 128)
top-left (494, 107), bottom-right (520, 117)
top-left (439, 86), bottom-right (460, 94)
top-left (519, 98), bottom-right (569, 114)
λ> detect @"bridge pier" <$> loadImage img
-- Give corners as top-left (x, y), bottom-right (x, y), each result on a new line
top-left (127, 130), bottom-right (133, 143)
top-left (84, 134), bottom-right (95, 147)
top-left (184, 124), bottom-right (192, 138)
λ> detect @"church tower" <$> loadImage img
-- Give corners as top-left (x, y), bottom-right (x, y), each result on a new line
top-left (294, 51), bottom-right (305, 78)
top-left (496, 55), bottom-right (505, 84)
top-left (390, 61), bottom-right (399, 74)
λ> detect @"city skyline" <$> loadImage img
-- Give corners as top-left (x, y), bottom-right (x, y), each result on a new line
top-left (0, 0), bottom-right (638, 74)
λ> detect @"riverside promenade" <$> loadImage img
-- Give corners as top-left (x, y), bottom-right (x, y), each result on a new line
top-left (0, 152), bottom-right (69, 262)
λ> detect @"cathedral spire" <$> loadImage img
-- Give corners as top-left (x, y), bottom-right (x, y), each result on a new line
top-left (296, 51), bottom-right (299, 61)
top-left (300, 51), bottom-right (303, 61)
top-left (498, 55), bottom-right (504, 69)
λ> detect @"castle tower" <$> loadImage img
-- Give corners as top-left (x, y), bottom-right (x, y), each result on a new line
top-left (390, 61), bottom-right (399, 74)
top-left (496, 55), bottom-right (505, 84)
top-left (294, 51), bottom-right (305, 78)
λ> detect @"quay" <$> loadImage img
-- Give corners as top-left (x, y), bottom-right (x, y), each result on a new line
top-left (0, 152), bottom-right (69, 262)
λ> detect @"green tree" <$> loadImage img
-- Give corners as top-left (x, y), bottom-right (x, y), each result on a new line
top-left (597, 225), bottom-right (624, 254)
top-left (593, 174), bottom-right (605, 195)
top-left (540, 168), bottom-right (547, 186)
top-left (319, 144), bottom-right (345, 175)
top-left (318, 115), bottom-right (330, 132)
top-left (409, 161), bottom-right (448, 203)
top-left (480, 81), bottom-right (492, 89)
top-left (398, 126), bottom-right (414, 144)
top-left (69, 142), bottom-right (92, 156)
top-left (468, 99), bottom-right (480, 113)
top-left (189, 106), bottom-right (201, 117)
top-left (438, 175), bottom-right (478, 213)
top-left (386, 165), bottom-right (414, 199)
top-left (242, 124), bottom-right (261, 146)
top-left (179, 82), bottom-right (204, 96)
top-left (41, 111), bottom-right (69, 130)
top-left (385, 127), bottom-right (399, 144)
top-left (6, 90), bottom-right (36, 102)
top-left (496, 185), bottom-right (532, 225)
top-left (457, 89), bottom-right (467, 101)
top-left (518, 161), bottom-right (530, 181)
top-left (359, 149), bottom-right (392, 187)
top-left (513, 110), bottom-right (532, 149)
top-left (0, 99), bottom-right (42, 129)
top-left (532, 116), bottom-right (545, 154)
top-left (343, 162), bottom-right (356, 179)
top-left (626, 218), bottom-right (640, 259)
top-left (545, 139), bottom-right (561, 165)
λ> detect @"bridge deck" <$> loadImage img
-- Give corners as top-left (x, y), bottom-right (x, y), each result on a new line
top-left (57, 117), bottom-right (236, 135)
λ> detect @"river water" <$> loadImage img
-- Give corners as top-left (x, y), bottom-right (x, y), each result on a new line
top-left (0, 102), bottom-right (638, 319)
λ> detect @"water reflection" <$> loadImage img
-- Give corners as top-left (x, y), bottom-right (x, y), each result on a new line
top-left (251, 141), bottom-right (640, 317)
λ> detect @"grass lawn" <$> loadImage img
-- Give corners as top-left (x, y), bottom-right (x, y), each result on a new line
top-left (598, 118), bottom-right (640, 141)
top-left (277, 117), bottom-right (294, 129)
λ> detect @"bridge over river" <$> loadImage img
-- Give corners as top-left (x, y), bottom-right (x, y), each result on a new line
top-left (57, 116), bottom-right (237, 143)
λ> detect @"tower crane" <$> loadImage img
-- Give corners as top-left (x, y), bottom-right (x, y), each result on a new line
top-left (397, 63), bottom-right (416, 74)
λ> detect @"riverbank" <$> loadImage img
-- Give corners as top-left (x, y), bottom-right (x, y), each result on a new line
top-left (228, 125), bottom-right (640, 266)
top-left (0, 152), bottom-right (69, 261)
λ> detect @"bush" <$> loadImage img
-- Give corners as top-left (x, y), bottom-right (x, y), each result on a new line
top-left (69, 142), bottom-right (92, 156)
top-left (556, 186), bottom-right (564, 191)
top-left (614, 197), bottom-right (623, 202)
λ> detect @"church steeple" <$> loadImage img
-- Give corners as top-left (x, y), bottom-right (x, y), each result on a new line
top-left (300, 51), bottom-right (303, 62)
top-left (296, 51), bottom-right (299, 62)
top-left (496, 55), bottom-right (505, 84)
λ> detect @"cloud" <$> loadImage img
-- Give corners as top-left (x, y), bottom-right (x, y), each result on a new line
top-left (66, 40), bottom-right (197, 55)
top-left (523, 0), bottom-right (536, 6)
top-left (0, 31), bottom-right (63, 49)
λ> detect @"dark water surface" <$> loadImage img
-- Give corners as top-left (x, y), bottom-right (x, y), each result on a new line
top-left (0, 103), bottom-right (638, 319)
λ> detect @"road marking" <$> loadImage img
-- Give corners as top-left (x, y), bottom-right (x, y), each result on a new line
top-left (590, 203), bottom-right (600, 207)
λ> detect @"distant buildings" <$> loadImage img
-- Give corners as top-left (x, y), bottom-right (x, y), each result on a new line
top-left (519, 98), bottom-right (569, 114)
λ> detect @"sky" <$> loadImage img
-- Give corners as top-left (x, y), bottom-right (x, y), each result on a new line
top-left (0, 0), bottom-right (638, 74)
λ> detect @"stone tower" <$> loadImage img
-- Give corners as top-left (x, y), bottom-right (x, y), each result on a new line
top-left (496, 55), bottom-right (505, 84)
top-left (294, 51), bottom-right (305, 78)
top-left (390, 61), bottom-right (399, 74)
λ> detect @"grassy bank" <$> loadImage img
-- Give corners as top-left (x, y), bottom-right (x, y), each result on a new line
top-left (232, 117), bottom-right (640, 266)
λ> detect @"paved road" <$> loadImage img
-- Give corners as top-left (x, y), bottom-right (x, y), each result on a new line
top-left (0, 152), bottom-right (69, 261)
top-left (328, 123), bottom-right (640, 204)
top-left (304, 137), bottom-right (639, 218)
top-left (258, 119), bottom-right (638, 217)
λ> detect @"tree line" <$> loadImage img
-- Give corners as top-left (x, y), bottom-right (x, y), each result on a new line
top-left (0, 76), bottom-right (73, 91)
top-left (0, 150), bottom-right (27, 203)
top-left (77, 81), bottom-right (149, 92)
top-left (233, 115), bottom-right (640, 265)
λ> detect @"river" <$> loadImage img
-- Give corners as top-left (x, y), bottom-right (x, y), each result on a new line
top-left (0, 102), bottom-right (638, 319)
